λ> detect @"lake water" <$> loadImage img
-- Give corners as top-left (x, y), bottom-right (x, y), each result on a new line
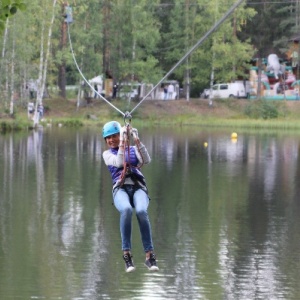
top-left (0, 126), bottom-right (300, 300)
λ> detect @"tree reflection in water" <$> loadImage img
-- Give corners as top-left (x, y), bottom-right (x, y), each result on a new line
top-left (0, 127), bottom-right (300, 299)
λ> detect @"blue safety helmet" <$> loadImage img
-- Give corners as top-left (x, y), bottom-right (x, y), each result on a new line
top-left (102, 121), bottom-right (121, 138)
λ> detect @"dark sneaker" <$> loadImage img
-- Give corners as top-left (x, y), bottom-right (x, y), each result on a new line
top-left (145, 253), bottom-right (159, 271)
top-left (123, 253), bottom-right (136, 273)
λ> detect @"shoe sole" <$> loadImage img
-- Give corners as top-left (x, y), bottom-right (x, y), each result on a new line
top-left (145, 264), bottom-right (159, 272)
top-left (126, 266), bottom-right (136, 273)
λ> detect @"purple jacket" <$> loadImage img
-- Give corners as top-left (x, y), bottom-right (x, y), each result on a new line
top-left (107, 147), bottom-right (146, 186)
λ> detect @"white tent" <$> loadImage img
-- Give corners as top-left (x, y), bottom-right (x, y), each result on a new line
top-left (88, 75), bottom-right (103, 98)
top-left (89, 75), bottom-right (103, 84)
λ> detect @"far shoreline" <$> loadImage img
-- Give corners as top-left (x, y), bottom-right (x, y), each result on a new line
top-left (2, 97), bottom-right (300, 132)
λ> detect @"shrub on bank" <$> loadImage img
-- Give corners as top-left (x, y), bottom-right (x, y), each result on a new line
top-left (0, 119), bottom-right (31, 132)
top-left (244, 100), bottom-right (286, 119)
top-left (52, 118), bottom-right (84, 127)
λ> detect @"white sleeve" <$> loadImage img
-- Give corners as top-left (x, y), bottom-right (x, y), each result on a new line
top-left (135, 143), bottom-right (151, 165)
top-left (102, 148), bottom-right (124, 167)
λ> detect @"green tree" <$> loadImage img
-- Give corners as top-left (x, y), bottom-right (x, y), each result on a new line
top-left (107, 0), bottom-right (162, 84)
top-left (67, 0), bottom-right (104, 81)
top-left (2, 0), bottom-right (298, 107)
top-left (273, 1), bottom-right (300, 55)
top-left (200, 0), bottom-right (256, 83)
top-left (160, 0), bottom-right (256, 95)
top-left (242, 0), bottom-right (295, 58)
top-left (0, 0), bottom-right (26, 33)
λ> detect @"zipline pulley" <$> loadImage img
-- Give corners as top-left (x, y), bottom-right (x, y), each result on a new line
top-left (123, 111), bottom-right (132, 126)
top-left (64, 6), bottom-right (73, 24)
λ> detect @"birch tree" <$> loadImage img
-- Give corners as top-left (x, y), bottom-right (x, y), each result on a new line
top-left (1, 2), bottom-right (35, 107)
top-left (33, 0), bottom-right (58, 125)
top-left (9, 18), bottom-right (15, 115)
top-left (0, 19), bottom-right (9, 103)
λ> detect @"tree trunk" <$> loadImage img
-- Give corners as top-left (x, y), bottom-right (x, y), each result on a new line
top-left (34, 0), bottom-right (57, 125)
top-left (209, 67), bottom-right (214, 107)
top-left (102, 1), bottom-right (111, 78)
top-left (10, 19), bottom-right (15, 116)
top-left (1, 19), bottom-right (8, 59)
top-left (257, 58), bottom-right (262, 99)
top-left (1, 19), bottom-right (9, 103)
top-left (33, 18), bottom-right (45, 126)
top-left (58, 2), bottom-right (67, 99)
top-left (42, 0), bottom-right (57, 100)
top-left (184, 0), bottom-right (190, 101)
top-left (185, 63), bottom-right (190, 101)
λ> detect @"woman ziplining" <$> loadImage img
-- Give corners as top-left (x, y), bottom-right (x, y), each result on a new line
top-left (66, 0), bottom-right (245, 273)
top-left (102, 120), bottom-right (159, 273)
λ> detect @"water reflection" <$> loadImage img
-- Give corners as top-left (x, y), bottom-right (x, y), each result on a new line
top-left (0, 127), bottom-right (300, 299)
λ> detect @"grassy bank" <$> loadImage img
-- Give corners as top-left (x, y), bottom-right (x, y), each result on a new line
top-left (2, 97), bottom-right (300, 131)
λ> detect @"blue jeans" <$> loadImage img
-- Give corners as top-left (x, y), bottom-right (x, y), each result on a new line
top-left (113, 185), bottom-right (154, 252)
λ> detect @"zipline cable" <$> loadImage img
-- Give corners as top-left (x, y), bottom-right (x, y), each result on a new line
top-left (66, 23), bottom-right (125, 117)
top-left (129, 0), bottom-right (245, 115)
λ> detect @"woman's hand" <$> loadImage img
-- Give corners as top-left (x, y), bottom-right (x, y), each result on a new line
top-left (131, 128), bottom-right (138, 140)
top-left (119, 126), bottom-right (128, 142)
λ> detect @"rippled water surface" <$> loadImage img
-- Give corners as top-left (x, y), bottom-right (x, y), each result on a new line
top-left (0, 127), bottom-right (300, 299)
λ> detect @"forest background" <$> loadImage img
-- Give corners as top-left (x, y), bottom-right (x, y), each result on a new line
top-left (0, 0), bottom-right (300, 120)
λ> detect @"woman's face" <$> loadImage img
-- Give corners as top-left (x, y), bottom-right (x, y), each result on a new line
top-left (105, 133), bottom-right (120, 148)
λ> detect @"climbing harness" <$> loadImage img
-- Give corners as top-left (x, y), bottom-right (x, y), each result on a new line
top-left (67, 0), bottom-right (245, 118)
top-left (118, 122), bottom-right (145, 187)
